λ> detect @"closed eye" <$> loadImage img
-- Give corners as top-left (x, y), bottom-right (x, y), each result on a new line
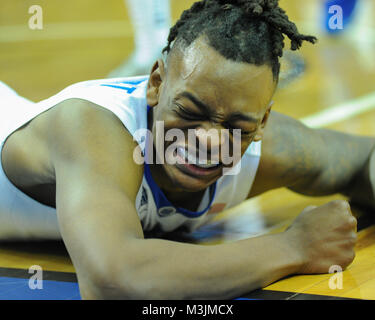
top-left (223, 122), bottom-right (255, 137)
top-left (241, 131), bottom-right (253, 136)
top-left (174, 104), bottom-right (256, 136)
top-left (174, 104), bottom-right (207, 121)
top-left (236, 129), bottom-right (255, 137)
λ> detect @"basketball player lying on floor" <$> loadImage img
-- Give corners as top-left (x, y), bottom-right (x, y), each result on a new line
top-left (0, 0), bottom-right (373, 299)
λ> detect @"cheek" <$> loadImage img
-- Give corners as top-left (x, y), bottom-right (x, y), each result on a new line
top-left (151, 112), bottom-right (185, 152)
top-left (152, 107), bottom-right (174, 134)
top-left (239, 136), bottom-right (257, 155)
top-left (153, 95), bottom-right (177, 123)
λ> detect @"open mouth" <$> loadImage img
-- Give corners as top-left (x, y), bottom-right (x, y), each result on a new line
top-left (173, 146), bottom-right (222, 176)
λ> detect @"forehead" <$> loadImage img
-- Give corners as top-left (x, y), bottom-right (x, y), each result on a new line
top-left (166, 38), bottom-right (275, 113)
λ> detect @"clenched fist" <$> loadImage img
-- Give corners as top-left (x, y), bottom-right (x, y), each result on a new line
top-left (286, 200), bottom-right (357, 275)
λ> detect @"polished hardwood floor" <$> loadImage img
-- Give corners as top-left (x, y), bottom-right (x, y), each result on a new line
top-left (0, 0), bottom-right (374, 299)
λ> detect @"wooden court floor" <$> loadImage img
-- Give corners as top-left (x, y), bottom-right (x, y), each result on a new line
top-left (0, 0), bottom-right (375, 300)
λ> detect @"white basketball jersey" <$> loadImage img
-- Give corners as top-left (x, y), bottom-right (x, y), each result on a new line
top-left (0, 77), bottom-right (261, 239)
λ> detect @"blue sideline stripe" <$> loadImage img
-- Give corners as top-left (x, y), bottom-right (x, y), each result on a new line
top-left (0, 277), bottom-right (81, 300)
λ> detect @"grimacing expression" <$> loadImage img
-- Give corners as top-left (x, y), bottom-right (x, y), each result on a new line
top-left (147, 37), bottom-right (276, 193)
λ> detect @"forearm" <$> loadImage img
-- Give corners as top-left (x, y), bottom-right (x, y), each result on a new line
top-left (344, 143), bottom-right (375, 208)
top-left (108, 232), bottom-right (303, 300)
top-left (290, 128), bottom-right (375, 198)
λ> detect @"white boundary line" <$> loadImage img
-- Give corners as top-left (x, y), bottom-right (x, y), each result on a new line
top-left (300, 91), bottom-right (375, 128)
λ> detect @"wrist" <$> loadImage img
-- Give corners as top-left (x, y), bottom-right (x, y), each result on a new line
top-left (281, 228), bottom-right (307, 275)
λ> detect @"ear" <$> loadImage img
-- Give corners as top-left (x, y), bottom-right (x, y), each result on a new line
top-left (253, 101), bottom-right (274, 142)
top-left (147, 59), bottom-right (166, 107)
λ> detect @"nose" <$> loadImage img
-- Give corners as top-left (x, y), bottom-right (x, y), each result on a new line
top-left (192, 122), bottom-right (242, 168)
top-left (193, 123), bottom-right (228, 163)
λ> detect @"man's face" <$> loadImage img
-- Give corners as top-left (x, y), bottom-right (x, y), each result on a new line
top-left (147, 37), bottom-right (276, 193)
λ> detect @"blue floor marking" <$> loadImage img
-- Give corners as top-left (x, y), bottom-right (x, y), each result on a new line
top-left (0, 277), bottom-right (81, 300)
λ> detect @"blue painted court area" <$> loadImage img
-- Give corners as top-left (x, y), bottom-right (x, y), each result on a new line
top-left (0, 275), bottom-right (352, 300)
top-left (0, 277), bottom-right (81, 300)
top-left (0, 276), bottom-right (254, 300)
top-left (0, 276), bottom-right (255, 300)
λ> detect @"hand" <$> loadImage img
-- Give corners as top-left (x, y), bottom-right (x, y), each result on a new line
top-left (286, 200), bottom-right (357, 275)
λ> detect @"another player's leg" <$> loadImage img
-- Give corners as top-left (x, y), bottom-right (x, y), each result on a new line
top-left (108, 0), bottom-right (171, 78)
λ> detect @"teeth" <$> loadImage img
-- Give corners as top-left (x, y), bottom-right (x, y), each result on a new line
top-left (176, 147), bottom-right (219, 168)
top-left (177, 147), bottom-right (196, 164)
top-left (195, 163), bottom-right (219, 169)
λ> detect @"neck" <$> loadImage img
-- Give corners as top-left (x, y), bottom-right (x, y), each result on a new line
top-left (148, 163), bottom-right (205, 210)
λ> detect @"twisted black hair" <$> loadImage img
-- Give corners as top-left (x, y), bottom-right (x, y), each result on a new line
top-left (163, 0), bottom-right (317, 81)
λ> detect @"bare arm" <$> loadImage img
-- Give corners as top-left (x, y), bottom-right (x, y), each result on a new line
top-left (250, 111), bottom-right (375, 204)
top-left (49, 100), bottom-right (304, 299)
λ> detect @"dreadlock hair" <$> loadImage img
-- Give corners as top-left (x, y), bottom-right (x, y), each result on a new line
top-left (163, 0), bottom-right (317, 81)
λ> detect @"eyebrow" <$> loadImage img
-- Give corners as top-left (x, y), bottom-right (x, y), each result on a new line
top-left (177, 91), bottom-right (259, 124)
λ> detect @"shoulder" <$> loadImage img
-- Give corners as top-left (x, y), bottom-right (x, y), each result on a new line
top-left (249, 111), bottom-right (323, 197)
top-left (50, 98), bottom-right (125, 134)
top-left (47, 98), bottom-right (143, 199)
top-left (48, 98), bottom-right (136, 155)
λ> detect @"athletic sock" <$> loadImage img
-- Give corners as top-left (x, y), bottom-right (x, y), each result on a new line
top-left (125, 0), bottom-right (171, 65)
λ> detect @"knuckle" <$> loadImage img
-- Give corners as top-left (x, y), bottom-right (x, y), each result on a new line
top-left (351, 232), bottom-right (358, 243)
top-left (346, 238), bottom-right (357, 248)
top-left (305, 205), bottom-right (317, 211)
top-left (343, 216), bottom-right (357, 229)
top-left (302, 205), bottom-right (317, 213)
top-left (341, 254), bottom-right (355, 268)
top-left (350, 217), bottom-right (358, 228)
top-left (345, 232), bottom-right (357, 244)
top-left (347, 249), bottom-right (356, 260)
top-left (349, 251), bottom-right (356, 263)
top-left (331, 200), bottom-right (350, 211)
